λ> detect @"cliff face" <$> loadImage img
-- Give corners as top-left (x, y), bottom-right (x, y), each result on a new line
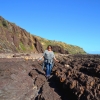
top-left (0, 16), bottom-right (43, 53)
top-left (35, 36), bottom-right (86, 54)
top-left (0, 16), bottom-right (86, 54)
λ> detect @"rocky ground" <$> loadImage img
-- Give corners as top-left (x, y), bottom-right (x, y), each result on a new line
top-left (0, 53), bottom-right (100, 100)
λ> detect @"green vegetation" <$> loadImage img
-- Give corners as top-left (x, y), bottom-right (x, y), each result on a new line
top-left (35, 35), bottom-right (86, 54)
top-left (2, 20), bottom-right (8, 27)
top-left (19, 42), bottom-right (26, 51)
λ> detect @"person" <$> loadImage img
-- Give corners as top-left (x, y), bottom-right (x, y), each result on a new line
top-left (38, 45), bottom-right (59, 79)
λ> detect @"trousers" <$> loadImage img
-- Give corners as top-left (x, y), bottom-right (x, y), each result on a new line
top-left (45, 62), bottom-right (52, 76)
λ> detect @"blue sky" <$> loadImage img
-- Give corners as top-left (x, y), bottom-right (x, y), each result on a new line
top-left (0, 0), bottom-right (100, 54)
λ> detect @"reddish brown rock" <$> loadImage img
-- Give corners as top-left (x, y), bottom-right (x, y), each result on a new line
top-left (0, 16), bottom-right (44, 53)
top-left (0, 54), bottom-right (100, 100)
top-left (52, 54), bottom-right (100, 100)
top-left (52, 45), bottom-right (69, 54)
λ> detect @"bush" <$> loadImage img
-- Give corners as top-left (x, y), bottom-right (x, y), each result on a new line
top-left (2, 20), bottom-right (8, 27)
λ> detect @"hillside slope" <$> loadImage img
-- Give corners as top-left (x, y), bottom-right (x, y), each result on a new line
top-left (35, 35), bottom-right (86, 54)
top-left (0, 16), bottom-right (43, 53)
top-left (0, 16), bottom-right (86, 54)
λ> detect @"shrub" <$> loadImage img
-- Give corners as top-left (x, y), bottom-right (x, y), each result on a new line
top-left (2, 20), bottom-right (8, 27)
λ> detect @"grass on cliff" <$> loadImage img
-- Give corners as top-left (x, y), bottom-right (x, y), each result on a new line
top-left (19, 42), bottom-right (26, 51)
top-left (0, 20), bottom-right (8, 28)
top-left (34, 35), bottom-right (86, 54)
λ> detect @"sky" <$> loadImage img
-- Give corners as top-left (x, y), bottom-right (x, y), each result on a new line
top-left (0, 0), bottom-right (100, 54)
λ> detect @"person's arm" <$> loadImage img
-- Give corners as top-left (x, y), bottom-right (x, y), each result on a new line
top-left (53, 52), bottom-right (59, 62)
top-left (38, 56), bottom-right (44, 61)
top-left (54, 56), bottom-right (59, 62)
top-left (38, 50), bottom-right (46, 61)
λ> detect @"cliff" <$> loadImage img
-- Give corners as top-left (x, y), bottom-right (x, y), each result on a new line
top-left (35, 36), bottom-right (86, 54)
top-left (0, 16), bottom-right (43, 53)
top-left (0, 16), bottom-right (86, 54)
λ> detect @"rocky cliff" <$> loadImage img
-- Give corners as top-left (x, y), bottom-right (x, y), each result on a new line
top-left (35, 36), bottom-right (86, 54)
top-left (0, 16), bottom-right (86, 54)
top-left (0, 16), bottom-right (43, 53)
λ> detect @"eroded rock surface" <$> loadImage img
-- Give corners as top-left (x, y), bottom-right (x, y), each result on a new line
top-left (0, 56), bottom-right (61, 100)
top-left (0, 54), bottom-right (100, 100)
top-left (0, 58), bottom-right (37, 100)
top-left (52, 54), bottom-right (100, 100)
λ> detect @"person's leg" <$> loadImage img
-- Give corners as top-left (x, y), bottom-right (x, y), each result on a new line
top-left (45, 63), bottom-right (50, 77)
top-left (49, 63), bottom-right (52, 75)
